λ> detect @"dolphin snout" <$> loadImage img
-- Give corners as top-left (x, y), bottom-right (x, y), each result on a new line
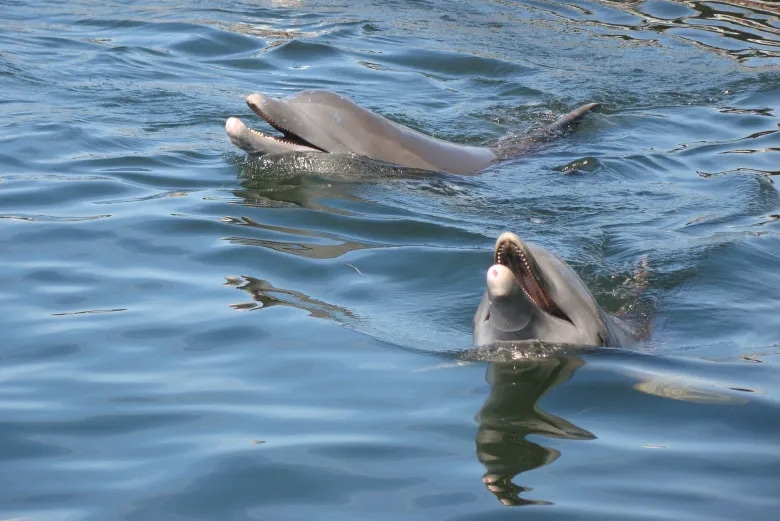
top-left (225, 117), bottom-right (244, 133)
top-left (225, 118), bottom-right (252, 147)
top-left (225, 117), bottom-right (249, 147)
top-left (486, 264), bottom-right (516, 298)
top-left (495, 231), bottom-right (523, 249)
top-left (246, 92), bottom-right (269, 109)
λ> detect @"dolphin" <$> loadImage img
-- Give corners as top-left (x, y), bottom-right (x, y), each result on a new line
top-left (473, 232), bottom-right (635, 348)
top-left (225, 90), bottom-right (600, 175)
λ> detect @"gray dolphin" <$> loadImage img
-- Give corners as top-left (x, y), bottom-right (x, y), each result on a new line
top-left (473, 232), bottom-right (635, 348)
top-left (225, 90), bottom-right (599, 175)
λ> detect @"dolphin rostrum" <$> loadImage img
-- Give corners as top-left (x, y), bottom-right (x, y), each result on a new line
top-left (226, 90), bottom-right (599, 175)
top-left (473, 232), bottom-right (635, 348)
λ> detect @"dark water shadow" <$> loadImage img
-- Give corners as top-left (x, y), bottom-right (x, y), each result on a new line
top-left (474, 354), bottom-right (593, 506)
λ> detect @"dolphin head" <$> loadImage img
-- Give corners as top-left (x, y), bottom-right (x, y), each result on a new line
top-left (226, 90), bottom-right (384, 156)
top-left (225, 91), bottom-right (340, 155)
top-left (473, 232), bottom-right (616, 347)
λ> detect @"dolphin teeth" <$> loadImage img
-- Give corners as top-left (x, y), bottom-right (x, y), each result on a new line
top-left (490, 234), bottom-right (574, 326)
top-left (495, 240), bottom-right (543, 310)
top-left (248, 126), bottom-right (318, 147)
top-left (246, 98), bottom-right (294, 138)
top-left (512, 246), bottom-right (540, 308)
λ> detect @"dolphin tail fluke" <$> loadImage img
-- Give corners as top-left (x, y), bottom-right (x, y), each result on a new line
top-left (491, 102), bottom-right (601, 160)
top-left (543, 102), bottom-right (601, 135)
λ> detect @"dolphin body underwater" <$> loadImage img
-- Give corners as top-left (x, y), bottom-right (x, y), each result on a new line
top-left (473, 232), bottom-right (636, 349)
top-left (226, 90), bottom-right (599, 175)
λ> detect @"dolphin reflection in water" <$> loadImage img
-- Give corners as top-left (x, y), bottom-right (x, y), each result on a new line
top-left (475, 355), bottom-right (592, 506)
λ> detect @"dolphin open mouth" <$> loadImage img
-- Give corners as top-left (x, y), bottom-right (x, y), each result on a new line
top-left (245, 96), bottom-right (327, 153)
top-left (494, 235), bottom-right (572, 323)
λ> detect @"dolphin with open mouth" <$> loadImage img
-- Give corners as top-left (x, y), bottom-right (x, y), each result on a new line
top-left (226, 90), bottom-right (599, 175)
top-left (473, 232), bottom-right (636, 348)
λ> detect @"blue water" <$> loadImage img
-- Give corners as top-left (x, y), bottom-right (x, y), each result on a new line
top-left (2, 1), bottom-right (779, 519)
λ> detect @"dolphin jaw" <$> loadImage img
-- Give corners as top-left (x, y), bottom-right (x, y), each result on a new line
top-left (245, 93), bottom-right (327, 153)
top-left (225, 117), bottom-right (318, 154)
top-left (493, 233), bottom-right (572, 324)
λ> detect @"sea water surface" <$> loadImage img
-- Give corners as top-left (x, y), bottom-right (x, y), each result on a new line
top-left (1, 1), bottom-right (779, 519)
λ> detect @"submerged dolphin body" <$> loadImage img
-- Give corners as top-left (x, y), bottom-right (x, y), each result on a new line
top-left (226, 90), bottom-right (599, 175)
top-left (473, 232), bottom-right (635, 348)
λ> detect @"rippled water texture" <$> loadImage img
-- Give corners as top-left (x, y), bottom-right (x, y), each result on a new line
top-left (1, 1), bottom-right (779, 520)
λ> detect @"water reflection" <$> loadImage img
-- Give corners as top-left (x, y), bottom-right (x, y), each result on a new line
top-left (233, 169), bottom-right (359, 214)
top-left (474, 354), bottom-right (593, 506)
top-left (221, 216), bottom-right (375, 259)
top-left (225, 275), bottom-right (353, 320)
top-left (228, 152), bottom-right (435, 213)
top-left (610, 0), bottom-right (780, 65)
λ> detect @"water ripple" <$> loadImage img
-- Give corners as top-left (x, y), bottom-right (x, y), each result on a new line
top-left (1, 1), bottom-right (779, 520)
